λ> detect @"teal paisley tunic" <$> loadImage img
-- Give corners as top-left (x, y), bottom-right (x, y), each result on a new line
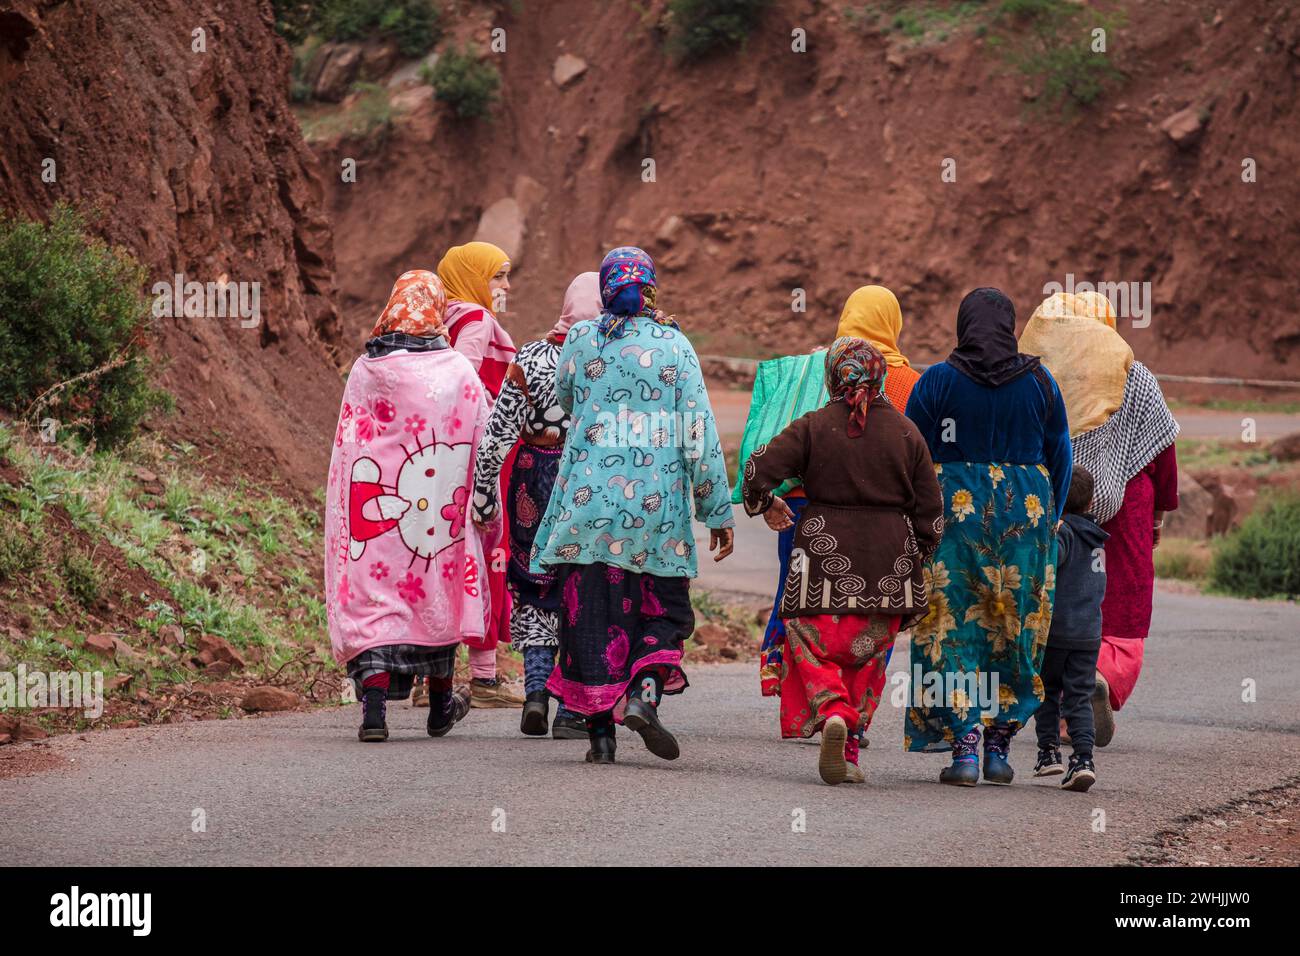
top-left (530, 315), bottom-right (735, 578)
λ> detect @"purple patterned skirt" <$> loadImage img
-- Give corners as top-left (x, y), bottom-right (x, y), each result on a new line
top-left (546, 562), bottom-right (694, 720)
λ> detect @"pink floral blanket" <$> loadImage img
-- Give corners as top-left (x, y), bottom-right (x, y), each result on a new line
top-left (324, 348), bottom-right (496, 665)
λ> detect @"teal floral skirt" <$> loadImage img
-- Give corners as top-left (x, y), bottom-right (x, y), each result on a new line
top-left (905, 461), bottom-right (1057, 752)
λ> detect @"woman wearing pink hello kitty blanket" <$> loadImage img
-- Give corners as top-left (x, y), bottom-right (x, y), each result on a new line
top-left (325, 270), bottom-right (497, 742)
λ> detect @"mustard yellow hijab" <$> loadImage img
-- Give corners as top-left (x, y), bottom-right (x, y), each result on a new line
top-left (437, 241), bottom-right (510, 312)
top-left (836, 285), bottom-right (909, 368)
top-left (1019, 291), bottom-right (1134, 436)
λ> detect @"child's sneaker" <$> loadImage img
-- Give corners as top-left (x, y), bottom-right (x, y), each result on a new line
top-left (1093, 671), bottom-right (1115, 748)
top-left (1034, 746), bottom-right (1064, 777)
top-left (358, 688), bottom-right (388, 742)
top-left (1061, 754), bottom-right (1097, 792)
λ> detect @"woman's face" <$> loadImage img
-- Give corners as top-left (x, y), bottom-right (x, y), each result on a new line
top-left (490, 261), bottom-right (511, 311)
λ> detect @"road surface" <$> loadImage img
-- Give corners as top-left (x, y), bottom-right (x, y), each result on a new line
top-left (3, 587), bottom-right (1297, 866)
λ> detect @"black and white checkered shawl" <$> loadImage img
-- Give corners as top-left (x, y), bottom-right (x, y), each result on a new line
top-left (1072, 361), bottom-right (1180, 524)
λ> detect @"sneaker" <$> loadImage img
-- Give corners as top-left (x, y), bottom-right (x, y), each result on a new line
top-left (471, 676), bottom-right (526, 709)
top-left (1092, 672), bottom-right (1115, 748)
top-left (1061, 754), bottom-right (1097, 792)
top-left (520, 691), bottom-right (548, 736)
top-left (427, 686), bottom-right (471, 737)
top-left (623, 697), bottom-right (680, 760)
top-left (358, 688), bottom-right (388, 742)
top-left (844, 761), bottom-right (866, 784)
top-left (1034, 746), bottom-right (1065, 777)
top-left (818, 715), bottom-right (848, 785)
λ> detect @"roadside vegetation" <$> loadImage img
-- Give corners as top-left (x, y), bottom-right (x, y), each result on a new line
top-left (424, 45), bottom-right (501, 120)
top-left (0, 205), bottom-right (165, 450)
top-left (665, 0), bottom-right (774, 60)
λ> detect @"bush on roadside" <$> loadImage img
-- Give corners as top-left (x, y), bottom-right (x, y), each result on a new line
top-left (0, 205), bottom-right (161, 449)
top-left (666, 0), bottom-right (772, 60)
top-left (425, 46), bottom-right (500, 120)
top-left (1209, 493), bottom-right (1300, 600)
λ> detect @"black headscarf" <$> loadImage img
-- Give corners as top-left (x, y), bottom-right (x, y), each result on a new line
top-left (946, 287), bottom-right (1041, 388)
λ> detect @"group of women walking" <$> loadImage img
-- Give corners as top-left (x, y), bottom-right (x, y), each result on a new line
top-left (324, 238), bottom-right (1178, 787)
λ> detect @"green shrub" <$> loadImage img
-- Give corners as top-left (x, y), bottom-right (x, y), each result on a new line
top-left (275, 0), bottom-right (443, 57)
top-left (61, 547), bottom-right (104, 609)
top-left (991, 0), bottom-right (1126, 110)
top-left (0, 508), bottom-right (38, 584)
top-left (667, 0), bottom-right (772, 60)
top-left (426, 46), bottom-right (500, 119)
top-left (0, 205), bottom-right (161, 449)
top-left (1209, 494), bottom-right (1300, 600)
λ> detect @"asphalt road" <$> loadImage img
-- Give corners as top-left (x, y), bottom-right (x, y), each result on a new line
top-left (3, 586), bottom-right (1297, 866)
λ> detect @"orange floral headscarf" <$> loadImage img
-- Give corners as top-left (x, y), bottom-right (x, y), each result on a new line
top-left (371, 270), bottom-right (448, 338)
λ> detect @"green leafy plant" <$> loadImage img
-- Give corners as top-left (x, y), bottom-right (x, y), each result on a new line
top-left (667, 0), bottom-right (773, 60)
top-left (0, 205), bottom-right (163, 448)
top-left (425, 46), bottom-right (501, 119)
top-left (989, 0), bottom-right (1126, 111)
top-left (275, 0), bottom-right (443, 57)
top-left (1209, 493), bottom-right (1300, 600)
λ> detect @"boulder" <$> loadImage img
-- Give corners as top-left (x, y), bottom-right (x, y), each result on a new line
top-left (1195, 473), bottom-right (1240, 536)
top-left (553, 53), bottom-right (588, 88)
top-left (83, 633), bottom-right (118, 659)
top-left (474, 197), bottom-right (525, 266)
top-left (239, 686), bottom-right (302, 713)
top-left (1268, 431), bottom-right (1300, 462)
top-left (1160, 106), bottom-right (1206, 148)
top-left (359, 39), bottom-right (400, 80)
top-left (310, 43), bottom-right (364, 103)
top-left (691, 623), bottom-right (730, 647)
top-left (196, 634), bottom-right (246, 671)
top-left (1164, 472), bottom-right (1215, 538)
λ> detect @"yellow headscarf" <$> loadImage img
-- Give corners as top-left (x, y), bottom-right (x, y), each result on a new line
top-left (436, 241), bottom-right (510, 312)
top-left (835, 285), bottom-right (909, 368)
top-left (1019, 291), bottom-right (1134, 436)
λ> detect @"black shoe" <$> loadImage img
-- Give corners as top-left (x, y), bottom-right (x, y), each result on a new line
top-left (585, 732), bottom-right (617, 764)
top-left (551, 712), bottom-right (588, 740)
top-left (1092, 672), bottom-right (1115, 748)
top-left (358, 688), bottom-right (388, 742)
top-left (1061, 754), bottom-right (1097, 792)
top-left (623, 697), bottom-right (680, 761)
top-left (1034, 746), bottom-right (1065, 777)
top-left (520, 691), bottom-right (549, 736)
top-left (427, 686), bottom-right (471, 738)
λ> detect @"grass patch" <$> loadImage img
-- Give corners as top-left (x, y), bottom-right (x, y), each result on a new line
top-left (59, 547), bottom-right (104, 609)
top-left (299, 82), bottom-right (395, 142)
top-left (844, 1), bottom-right (987, 44)
top-left (1153, 536), bottom-right (1214, 585)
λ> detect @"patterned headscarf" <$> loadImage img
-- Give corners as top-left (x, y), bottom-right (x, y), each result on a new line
top-left (825, 336), bottom-right (887, 438)
top-left (596, 246), bottom-right (676, 341)
top-left (437, 241), bottom-right (510, 313)
top-left (371, 270), bottom-right (448, 338)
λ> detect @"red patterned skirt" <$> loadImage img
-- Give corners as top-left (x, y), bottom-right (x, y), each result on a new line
top-left (780, 614), bottom-right (900, 739)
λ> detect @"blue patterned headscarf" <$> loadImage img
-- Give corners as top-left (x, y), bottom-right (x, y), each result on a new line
top-left (596, 246), bottom-right (675, 341)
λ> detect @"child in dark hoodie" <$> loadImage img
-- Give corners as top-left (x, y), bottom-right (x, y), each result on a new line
top-left (1034, 465), bottom-right (1108, 792)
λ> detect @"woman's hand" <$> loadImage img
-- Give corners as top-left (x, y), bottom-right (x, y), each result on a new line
top-left (710, 527), bottom-right (735, 562)
top-left (763, 496), bottom-right (796, 532)
top-left (1153, 511), bottom-right (1165, 549)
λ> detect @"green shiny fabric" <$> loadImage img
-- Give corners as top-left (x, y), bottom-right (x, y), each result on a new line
top-left (731, 352), bottom-right (829, 504)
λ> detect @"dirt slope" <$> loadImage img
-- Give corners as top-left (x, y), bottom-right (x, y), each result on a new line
top-left (324, 0), bottom-right (1300, 379)
top-left (0, 0), bottom-right (344, 494)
